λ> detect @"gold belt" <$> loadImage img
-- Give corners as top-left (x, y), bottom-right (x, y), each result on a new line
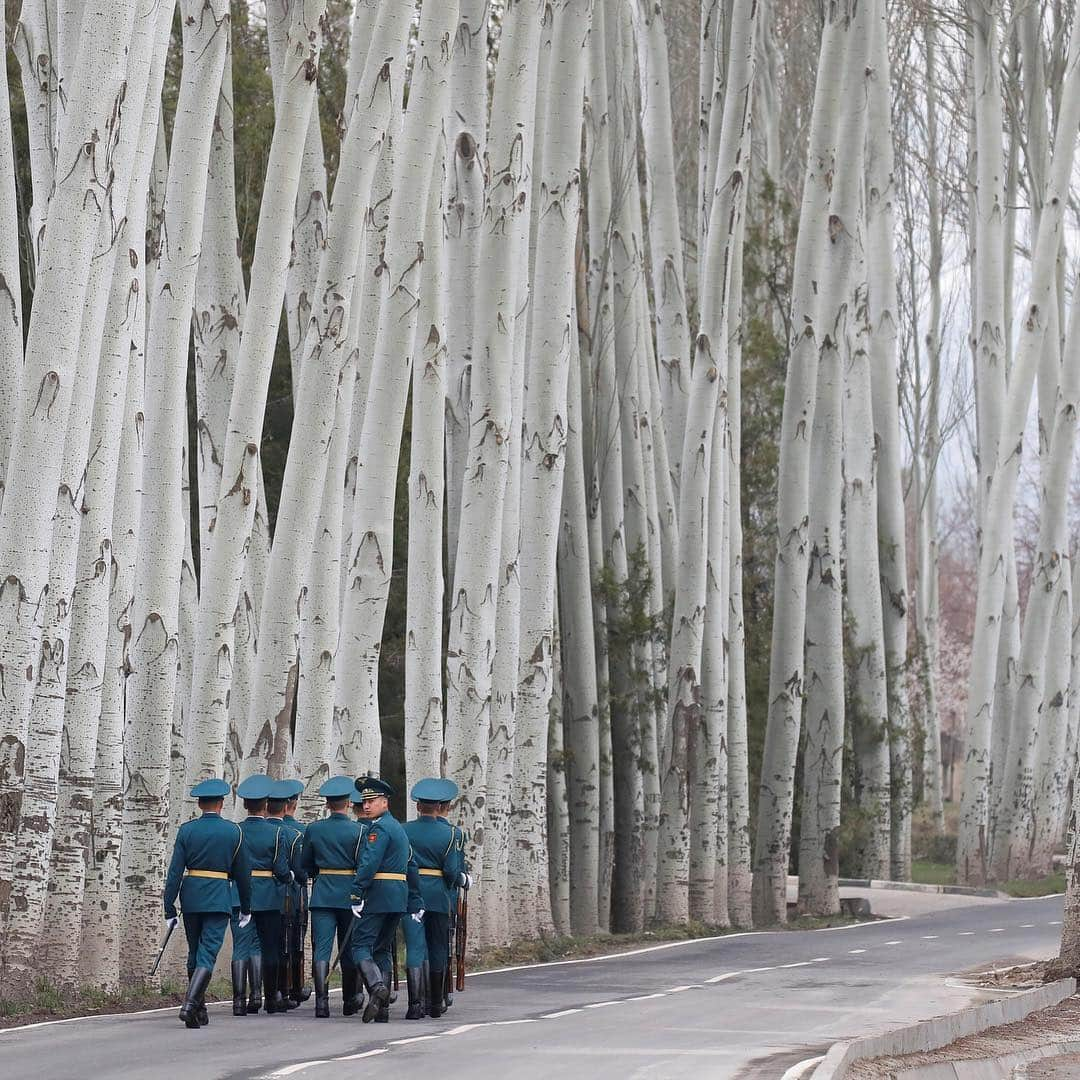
top-left (373, 872), bottom-right (406, 881)
top-left (186, 870), bottom-right (228, 880)
top-left (417, 868), bottom-right (443, 877)
top-left (320, 868), bottom-right (353, 876)
top-left (251, 870), bottom-right (274, 878)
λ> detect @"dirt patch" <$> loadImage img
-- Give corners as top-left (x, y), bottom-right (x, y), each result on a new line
top-left (846, 993), bottom-right (1080, 1078)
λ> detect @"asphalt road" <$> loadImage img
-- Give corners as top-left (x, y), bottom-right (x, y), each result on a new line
top-left (0, 894), bottom-right (1064, 1080)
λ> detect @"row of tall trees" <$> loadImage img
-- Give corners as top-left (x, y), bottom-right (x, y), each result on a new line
top-left (3, 0), bottom-right (1080, 995)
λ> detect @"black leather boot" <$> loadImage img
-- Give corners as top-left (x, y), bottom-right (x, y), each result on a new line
top-left (232, 959), bottom-right (247, 1016)
top-left (264, 961), bottom-right (286, 1014)
top-left (405, 968), bottom-right (425, 1019)
top-left (341, 965), bottom-right (361, 1016)
top-left (358, 958), bottom-right (389, 1023)
top-left (312, 961), bottom-right (330, 1018)
top-left (178, 967), bottom-right (212, 1029)
top-left (247, 955), bottom-right (263, 1014)
top-left (428, 970), bottom-right (445, 1018)
top-left (291, 954), bottom-right (312, 1003)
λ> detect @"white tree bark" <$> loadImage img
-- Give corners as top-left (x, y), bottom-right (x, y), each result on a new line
top-left (443, 0), bottom-right (544, 889)
top-left (335, 0), bottom-right (459, 778)
top-left (243, 0), bottom-right (416, 778)
top-left (635, 0), bottom-right (690, 496)
top-left (663, 0), bottom-right (757, 926)
top-left (0, 0), bottom-right (142, 966)
top-left (186, 0), bottom-right (326, 788)
top-left (753, 2), bottom-right (863, 924)
top-left (404, 152), bottom-right (448, 793)
top-left (865, 0), bottom-right (911, 882)
top-left (507, 0), bottom-right (592, 940)
top-left (957, 4), bottom-right (1080, 884)
top-left (120, 0), bottom-right (231, 981)
top-left (443, 0), bottom-right (488, 580)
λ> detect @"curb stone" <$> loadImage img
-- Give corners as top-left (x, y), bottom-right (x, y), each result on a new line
top-left (808, 979), bottom-right (1076, 1079)
top-left (785, 876), bottom-right (1006, 899)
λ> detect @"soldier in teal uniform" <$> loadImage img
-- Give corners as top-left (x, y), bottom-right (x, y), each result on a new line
top-left (267, 780), bottom-right (308, 1009)
top-left (280, 779), bottom-right (312, 1005)
top-left (229, 875), bottom-right (262, 1014)
top-left (300, 776), bottom-right (364, 1018)
top-left (237, 774), bottom-right (295, 1014)
top-left (349, 776), bottom-right (413, 1023)
top-left (163, 778), bottom-right (251, 1029)
top-left (438, 792), bottom-right (470, 1012)
top-left (401, 778), bottom-right (464, 1019)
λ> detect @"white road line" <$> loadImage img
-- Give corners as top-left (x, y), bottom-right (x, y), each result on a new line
top-left (340, 1049), bottom-right (390, 1061)
top-left (957, 932), bottom-right (975, 936)
top-left (1020, 924), bottom-right (1035, 928)
top-left (626, 993), bottom-right (668, 1001)
top-left (269, 1064), bottom-right (331, 1078)
top-left (706, 972), bottom-right (741, 983)
top-left (808, 957), bottom-right (829, 963)
top-left (1050, 921), bottom-right (1062, 925)
top-left (782, 1056), bottom-right (826, 1080)
top-left (780, 961), bottom-right (812, 968)
top-left (814, 916), bottom-right (911, 933)
top-left (584, 1000), bottom-right (620, 1009)
top-left (848, 949), bottom-right (866, 954)
top-left (885, 940), bottom-right (902, 945)
top-left (988, 928), bottom-right (1005, 933)
top-left (494, 1018), bottom-right (540, 1025)
top-left (542, 1008), bottom-right (583, 1018)
top-left (922, 935), bottom-right (939, 940)
top-left (665, 985), bottom-right (697, 993)
top-left (388, 1036), bottom-right (442, 1045)
top-left (442, 1024), bottom-right (483, 1035)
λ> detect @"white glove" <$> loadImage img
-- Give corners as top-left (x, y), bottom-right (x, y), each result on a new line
top-left (410, 909), bottom-right (425, 924)
top-left (351, 902), bottom-right (365, 918)
top-left (165, 915), bottom-right (179, 931)
top-left (459, 872), bottom-right (473, 890)
top-left (238, 913), bottom-right (251, 929)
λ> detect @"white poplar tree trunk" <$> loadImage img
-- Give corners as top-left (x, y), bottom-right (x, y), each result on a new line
top-left (120, 0), bottom-right (231, 981)
top-left (0, 0), bottom-right (143, 968)
top-left (957, 5), bottom-right (1080, 883)
top-left (243, 0), bottom-right (417, 778)
top-left (865, 0), bottom-right (912, 882)
top-left (753, 1), bottom-right (865, 924)
top-left (185, 0), bottom-right (327, 788)
top-left (443, 0), bottom-right (544, 891)
top-left (507, 0), bottom-right (592, 940)
top-left (335, 0), bottom-right (459, 778)
top-left (403, 157), bottom-right (448, 799)
top-left (443, 0), bottom-right (488, 580)
top-left (635, 0), bottom-right (690, 496)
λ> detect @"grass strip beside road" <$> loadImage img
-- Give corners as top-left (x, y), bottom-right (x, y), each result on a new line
top-left (912, 860), bottom-right (1065, 897)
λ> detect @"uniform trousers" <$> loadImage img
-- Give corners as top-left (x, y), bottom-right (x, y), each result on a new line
top-left (351, 911), bottom-right (399, 983)
top-left (182, 911), bottom-right (229, 975)
top-left (310, 907), bottom-right (357, 972)
top-left (253, 910), bottom-right (283, 967)
top-left (402, 910), bottom-right (449, 970)
top-left (230, 910), bottom-right (261, 961)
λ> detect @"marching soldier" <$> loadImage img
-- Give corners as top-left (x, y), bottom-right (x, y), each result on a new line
top-left (267, 779), bottom-right (308, 1009)
top-left (163, 778), bottom-right (251, 1030)
top-left (438, 792), bottom-right (470, 1012)
top-left (301, 776), bottom-right (364, 1019)
top-left (281, 779), bottom-right (312, 1004)
top-left (238, 774), bottom-right (295, 1014)
top-left (402, 778), bottom-right (463, 1019)
top-left (349, 776), bottom-right (413, 1023)
top-left (229, 875), bottom-right (262, 1014)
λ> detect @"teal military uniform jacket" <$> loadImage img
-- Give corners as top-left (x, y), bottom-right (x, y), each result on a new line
top-left (349, 810), bottom-right (410, 913)
top-left (301, 812), bottom-right (363, 908)
top-left (404, 816), bottom-right (458, 914)
top-left (239, 816), bottom-right (292, 911)
top-left (163, 812), bottom-right (250, 917)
